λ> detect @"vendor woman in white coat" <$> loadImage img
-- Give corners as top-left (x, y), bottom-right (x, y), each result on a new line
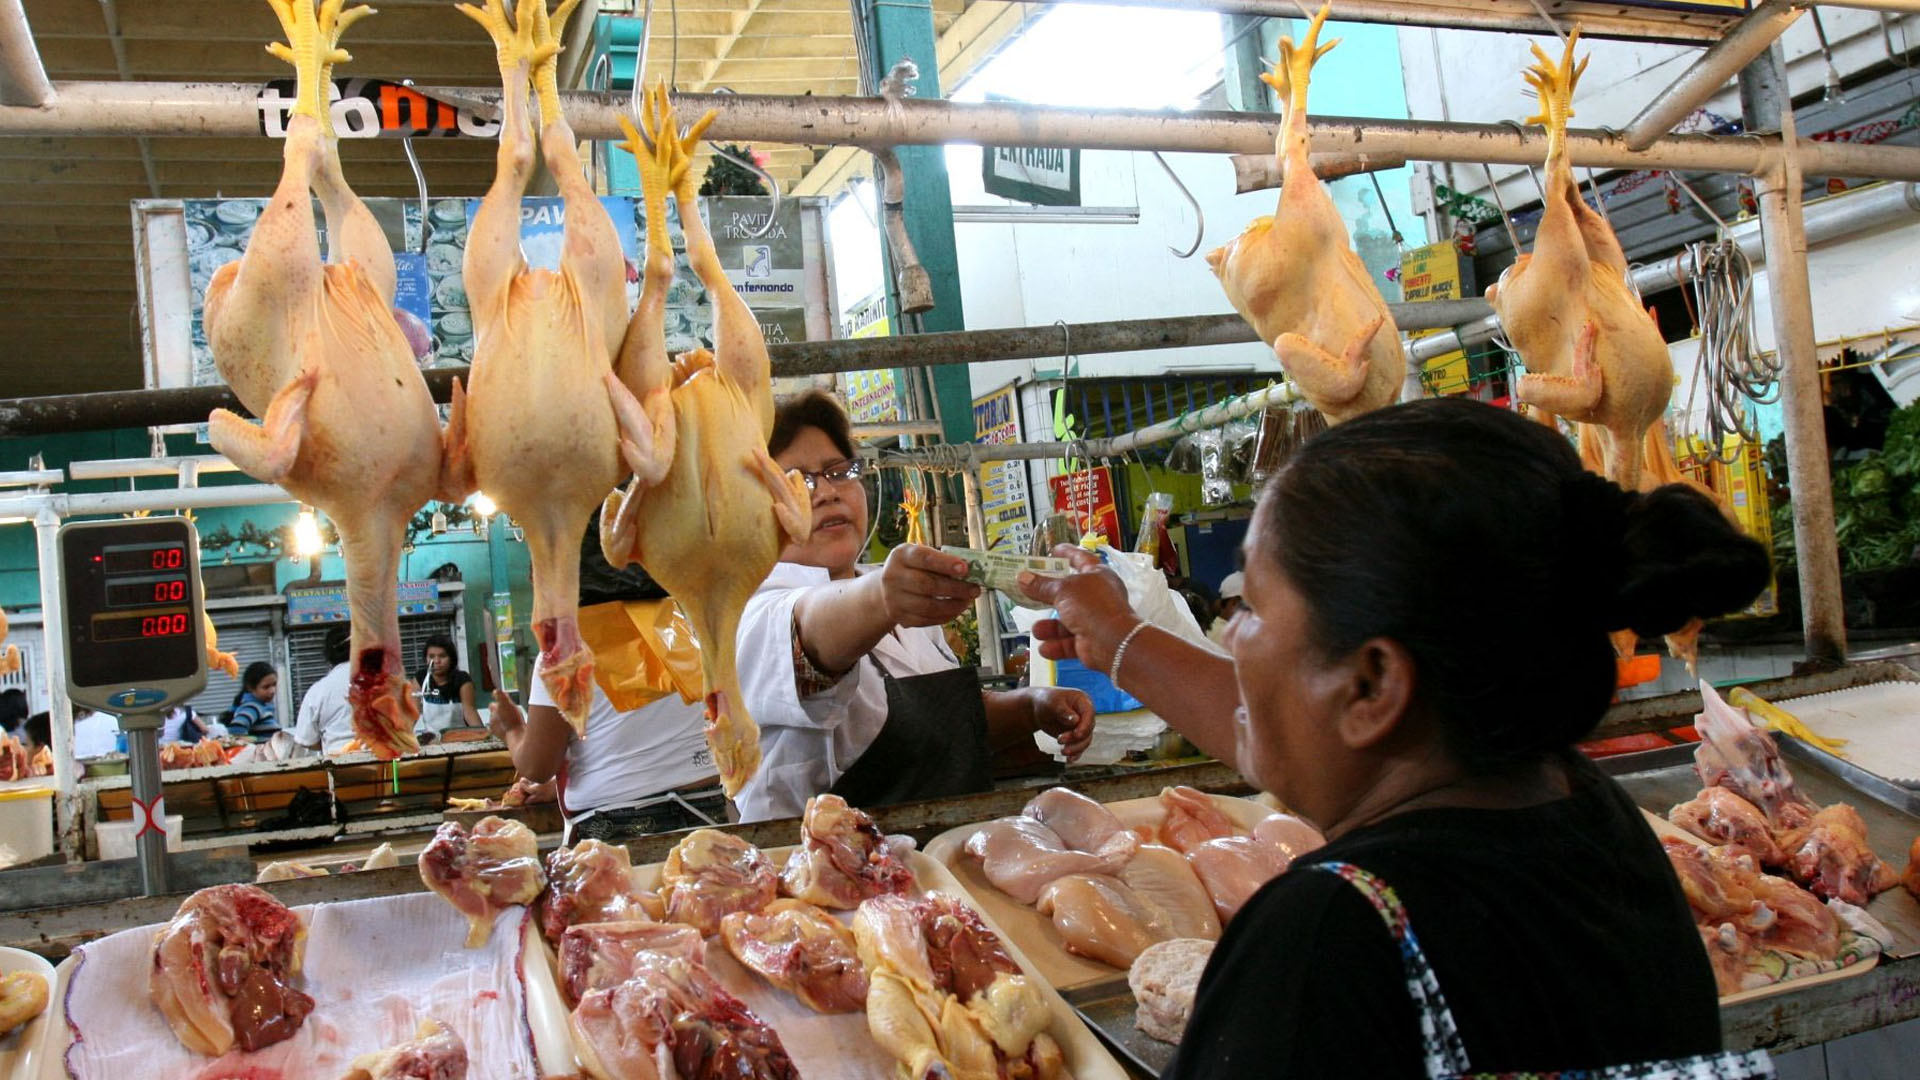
top-left (733, 390), bottom-right (1097, 823)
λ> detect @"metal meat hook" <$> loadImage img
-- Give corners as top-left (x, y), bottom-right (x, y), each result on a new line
top-left (705, 86), bottom-right (782, 241)
top-left (1152, 152), bottom-right (1205, 259)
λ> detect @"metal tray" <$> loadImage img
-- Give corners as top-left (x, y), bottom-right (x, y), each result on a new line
top-left (1602, 741), bottom-right (1920, 959)
top-left (1062, 978), bottom-right (1170, 1080)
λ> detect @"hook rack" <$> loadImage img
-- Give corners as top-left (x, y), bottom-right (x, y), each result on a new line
top-left (1151, 152), bottom-right (1205, 259)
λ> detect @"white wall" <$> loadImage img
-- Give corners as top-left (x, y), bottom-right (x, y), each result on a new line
top-left (1399, 12), bottom-right (1920, 211)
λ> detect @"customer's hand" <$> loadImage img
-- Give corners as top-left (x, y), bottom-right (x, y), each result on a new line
top-left (1027, 685), bottom-right (1096, 761)
top-left (1021, 546), bottom-right (1140, 673)
top-left (875, 543), bottom-right (982, 629)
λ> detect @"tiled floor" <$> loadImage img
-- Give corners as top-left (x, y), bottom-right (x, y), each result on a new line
top-left (1768, 1017), bottom-right (1920, 1079)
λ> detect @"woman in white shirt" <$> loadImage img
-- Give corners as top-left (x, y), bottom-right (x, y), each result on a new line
top-left (734, 390), bottom-right (1096, 823)
top-left (489, 516), bottom-right (722, 842)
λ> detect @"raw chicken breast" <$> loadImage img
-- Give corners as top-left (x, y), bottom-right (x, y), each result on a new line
top-left (1158, 786), bottom-right (1238, 853)
top-left (1669, 787), bottom-right (1786, 866)
top-left (1119, 844), bottom-right (1221, 940)
top-left (541, 839), bottom-right (663, 944)
top-left (1024, 787), bottom-right (1129, 851)
top-left (660, 829), bottom-right (779, 935)
top-left (1697, 924), bottom-right (1751, 996)
top-left (1036, 873), bottom-right (1174, 968)
top-left (1750, 871), bottom-right (1840, 960)
top-left (1187, 835), bottom-right (1294, 923)
top-left (964, 815), bottom-right (1139, 904)
top-left (149, 884), bottom-right (312, 1056)
top-left (1785, 803), bottom-right (1899, 906)
top-left (720, 899), bottom-right (868, 1014)
top-left (559, 921), bottom-right (705, 1007)
top-left (570, 951), bottom-right (799, 1080)
top-left (779, 794), bottom-right (915, 909)
top-left (1251, 812), bottom-right (1325, 859)
top-left (416, 816), bottom-right (545, 947)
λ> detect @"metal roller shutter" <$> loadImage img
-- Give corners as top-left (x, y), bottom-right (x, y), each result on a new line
top-left (286, 612), bottom-right (456, 714)
top-left (188, 615), bottom-right (273, 722)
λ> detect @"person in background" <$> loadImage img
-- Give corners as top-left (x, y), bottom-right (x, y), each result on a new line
top-left (0, 688), bottom-right (25, 736)
top-left (293, 625), bottom-right (357, 755)
top-left (489, 516), bottom-right (722, 841)
top-left (165, 704), bottom-right (224, 744)
top-left (1206, 571), bottom-right (1244, 647)
top-left (732, 389), bottom-right (1095, 823)
top-left (1024, 399), bottom-right (1770, 1077)
top-left (226, 662), bottom-right (280, 739)
top-left (71, 706), bottom-right (120, 759)
top-left (414, 634), bottom-right (481, 741)
top-left (22, 713), bottom-right (48, 755)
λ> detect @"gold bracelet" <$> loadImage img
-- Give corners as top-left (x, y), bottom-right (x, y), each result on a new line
top-left (1108, 621), bottom-right (1150, 691)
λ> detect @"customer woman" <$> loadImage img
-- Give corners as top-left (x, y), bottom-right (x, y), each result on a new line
top-left (414, 633), bottom-right (481, 738)
top-left (226, 661), bottom-right (280, 738)
top-left (732, 390), bottom-right (1096, 823)
top-left (1023, 398), bottom-right (1772, 1078)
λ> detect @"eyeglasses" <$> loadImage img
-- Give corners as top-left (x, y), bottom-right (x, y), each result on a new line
top-left (795, 458), bottom-right (865, 491)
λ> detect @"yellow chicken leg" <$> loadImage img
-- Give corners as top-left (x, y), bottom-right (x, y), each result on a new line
top-left (751, 448), bottom-right (813, 547)
top-left (1517, 319), bottom-right (1603, 417)
top-left (1274, 313), bottom-right (1385, 408)
top-left (1258, 3), bottom-right (1339, 140)
top-left (1523, 28), bottom-right (1589, 160)
top-left (264, 0), bottom-right (373, 130)
top-left (529, 0), bottom-right (585, 127)
top-left (454, 0), bottom-right (544, 75)
top-left (207, 367), bottom-right (318, 484)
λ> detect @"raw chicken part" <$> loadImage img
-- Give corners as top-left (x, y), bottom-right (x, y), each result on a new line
top-left (203, 0), bottom-right (442, 759)
top-left (1205, 3), bottom-right (1406, 425)
top-left (1036, 873), bottom-right (1178, 968)
top-left (559, 921), bottom-right (704, 1007)
top-left (1128, 938), bottom-right (1213, 1043)
top-left (570, 950), bottom-right (800, 1080)
top-left (1662, 839), bottom-right (1763, 928)
top-left (417, 815), bottom-right (546, 946)
top-left (1157, 786), bottom-right (1238, 854)
top-left (853, 893), bottom-right (1067, 1080)
top-left (1749, 869), bottom-right (1841, 960)
top-left (1186, 835), bottom-right (1294, 924)
top-left (339, 1017), bottom-right (468, 1080)
top-left (149, 884), bottom-right (313, 1056)
top-left (720, 898), bottom-right (870, 1013)
top-left (660, 828), bottom-right (779, 934)
top-left (1119, 844), bottom-right (1221, 940)
top-left (1697, 924), bottom-right (1751, 996)
top-left (1669, 787), bottom-right (1787, 866)
top-left (1250, 812), bottom-right (1325, 859)
top-left (442, 0), bottom-right (632, 734)
top-left (0, 608), bottom-right (18, 678)
top-left (161, 738), bottom-right (228, 770)
top-left (1784, 803), bottom-right (1899, 906)
top-left (257, 859), bottom-right (328, 882)
top-left (598, 86), bottom-right (811, 795)
top-left (204, 613), bottom-right (241, 680)
top-left (1023, 787), bottom-right (1129, 852)
top-left (1693, 681), bottom-right (1814, 826)
top-left (0, 735), bottom-right (28, 782)
top-left (963, 815), bottom-right (1138, 905)
top-left (1481, 30), bottom-right (1672, 492)
top-left (780, 793), bottom-right (916, 908)
top-left (27, 745), bottom-right (49, 778)
top-left (540, 838), bottom-right (663, 943)
top-left (1905, 835), bottom-right (1920, 898)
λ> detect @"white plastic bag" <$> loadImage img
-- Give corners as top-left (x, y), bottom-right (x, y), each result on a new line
top-left (1094, 545), bottom-right (1221, 654)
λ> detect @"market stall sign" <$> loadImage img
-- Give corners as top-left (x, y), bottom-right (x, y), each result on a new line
top-left (287, 580), bottom-right (441, 625)
top-left (258, 78), bottom-right (501, 139)
top-left (1399, 240), bottom-right (1474, 396)
top-left (982, 145), bottom-right (1080, 207)
top-left (1049, 467), bottom-right (1123, 547)
top-left (972, 384), bottom-right (1034, 553)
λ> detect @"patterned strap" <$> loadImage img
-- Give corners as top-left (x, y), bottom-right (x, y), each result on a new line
top-left (1314, 861), bottom-right (1472, 1080)
top-left (1314, 861), bottom-right (1776, 1080)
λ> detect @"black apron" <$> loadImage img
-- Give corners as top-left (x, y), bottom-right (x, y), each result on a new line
top-left (827, 653), bottom-right (991, 807)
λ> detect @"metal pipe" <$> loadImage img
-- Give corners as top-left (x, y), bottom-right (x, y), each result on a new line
top-left (34, 509), bottom-right (80, 860)
top-left (0, 469), bottom-right (60, 487)
top-left (1760, 116), bottom-right (1848, 665)
top-left (1409, 180), bottom-right (1920, 363)
top-left (65, 455), bottom-right (241, 481)
top-left (960, 470), bottom-right (1004, 674)
top-left (12, 83), bottom-right (1920, 181)
top-left (1622, 0), bottom-right (1806, 152)
top-left (1020, 0), bottom-right (1729, 42)
top-left (0, 483), bottom-right (294, 522)
top-left (0, 0), bottom-right (50, 107)
top-left (0, 302), bottom-right (1495, 437)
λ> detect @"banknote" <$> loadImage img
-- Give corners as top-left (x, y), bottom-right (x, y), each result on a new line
top-left (941, 546), bottom-right (1070, 608)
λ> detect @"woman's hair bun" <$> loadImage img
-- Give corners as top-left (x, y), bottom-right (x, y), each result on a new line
top-left (1611, 485), bottom-right (1773, 636)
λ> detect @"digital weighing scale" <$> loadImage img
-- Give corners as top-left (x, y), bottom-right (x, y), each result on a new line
top-left (58, 517), bottom-right (206, 895)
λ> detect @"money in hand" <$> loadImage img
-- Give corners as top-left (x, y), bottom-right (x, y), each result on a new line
top-left (941, 546), bottom-right (1069, 609)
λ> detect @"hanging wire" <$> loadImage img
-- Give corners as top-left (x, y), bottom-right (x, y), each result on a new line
top-left (1682, 234), bottom-right (1776, 463)
top-left (1480, 163), bottom-right (1525, 259)
top-left (1367, 170), bottom-right (1405, 248)
top-left (1521, 0), bottom-right (1570, 43)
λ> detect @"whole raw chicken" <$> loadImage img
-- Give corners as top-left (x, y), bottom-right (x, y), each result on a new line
top-left (442, 0), bottom-right (631, 733)
top-left (203, 0), bottom-right (441, 759)
top-left (1483, 29), bottom-right (1672, 491)
top-left (598, 87), bottom-right (811, 797)
top-left (149, 884), bottom-right (313, 1056)
top-left (1205, 3), bottom-right (1405, 425)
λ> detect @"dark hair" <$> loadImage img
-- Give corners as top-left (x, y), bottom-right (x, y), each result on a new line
top-left (324, 624), bottom-right (352, 666)
top-left (230, 661), bottom-right (277, 712)
top-left (579, 505), bottom-right (669, 606)
top-left (24, 712), bottom-right (48, 751)
top-left (1263, 398), bottom-right (1770, 773)
top-left (421, 633), bottom-right (458, 666)
top-left (0, 688), bottom-right (25, 733)
top-left (770, 388), bottom-right (854, 461)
